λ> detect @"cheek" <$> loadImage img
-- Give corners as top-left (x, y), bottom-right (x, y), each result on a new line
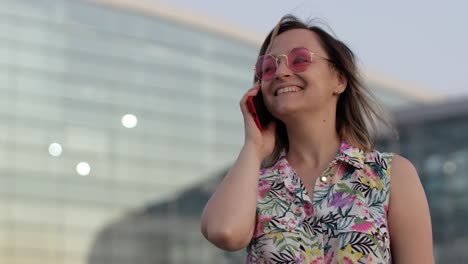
top-left (260, 82), bottom-right (271, 92)
top-left (302, 71), bottom-right (333, 91)
top-left (260, 82), bottom-right (273, 101)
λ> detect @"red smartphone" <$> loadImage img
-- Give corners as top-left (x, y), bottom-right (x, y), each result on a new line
top-left (247, 90), bottom-right (273, 130)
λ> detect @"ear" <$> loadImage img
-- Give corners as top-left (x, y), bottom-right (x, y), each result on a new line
top-left (336, 71), bottom-right (347, 91)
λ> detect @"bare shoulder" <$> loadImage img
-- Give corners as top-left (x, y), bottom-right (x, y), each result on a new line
top-left (390, 154), bottom-right (417, 178)
top-left (388, 154), bottom-right (425, 214)
top-left (387, 154), bottom-right (435, 263)
top-left (389, 154), bottom-right (427, 201)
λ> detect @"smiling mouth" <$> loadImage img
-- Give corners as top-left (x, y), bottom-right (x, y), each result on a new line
top-left (275, 86), bottom-right (303, 96)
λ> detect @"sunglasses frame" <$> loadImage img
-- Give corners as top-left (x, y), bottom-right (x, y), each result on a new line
top-left (254, 47), bottom-right (334, 81)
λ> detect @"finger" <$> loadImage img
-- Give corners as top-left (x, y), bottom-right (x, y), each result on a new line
top-left (240, 97), bottom-right (252, 116)
top-left (240, 84), bottom-right (262, 119)
top-left (239, 84), bottom-right (262, 112)
top-left (241, 85), bottom-right (261, 102)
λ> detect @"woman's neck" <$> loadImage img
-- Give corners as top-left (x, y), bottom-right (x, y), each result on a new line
top-left (284, 112), bottom-right (341, 169)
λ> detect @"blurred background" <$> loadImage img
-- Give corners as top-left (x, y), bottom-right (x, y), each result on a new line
top-left (0, 0), bottom-right (467, 263)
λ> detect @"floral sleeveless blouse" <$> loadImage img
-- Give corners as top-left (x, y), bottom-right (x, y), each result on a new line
top-left (246, 140), bottom-right (394, 264)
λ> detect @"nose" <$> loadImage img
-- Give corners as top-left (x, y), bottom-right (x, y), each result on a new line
top-left (275, 55), bottom-right (292, 79)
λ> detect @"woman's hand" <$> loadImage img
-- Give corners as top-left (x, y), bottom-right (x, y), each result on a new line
top-left (239, 83), bottom-right (277, 160)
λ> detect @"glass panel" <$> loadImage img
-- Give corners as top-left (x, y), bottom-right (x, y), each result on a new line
top-left (0, 0), bottom-right (262, 263)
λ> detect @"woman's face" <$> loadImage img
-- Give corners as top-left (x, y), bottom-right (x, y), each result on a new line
top-left (260, 29), bottom-right (345, 121)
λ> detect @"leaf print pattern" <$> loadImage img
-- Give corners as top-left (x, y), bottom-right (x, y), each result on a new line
top-left (246, 140), bottom-right (394, 264)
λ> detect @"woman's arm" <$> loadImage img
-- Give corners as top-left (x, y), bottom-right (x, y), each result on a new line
top-left (388, 154), bottom-right (434, 263)
top-left (200, 84), bottom-right (276, 251)
top-left (200, 144), bottom-right (262, 251)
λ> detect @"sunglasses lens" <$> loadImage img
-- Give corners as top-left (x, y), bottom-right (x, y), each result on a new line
top-left (255, 55), bottom-right (276, 81)
top-left (262, 56), bottom-right (277, 80)
top-left (288, 48), bottom-right (312, 72)
top-left (255, 48), bottom-right (313, 81)
top-left (254, 56), bottom-right (265, 80)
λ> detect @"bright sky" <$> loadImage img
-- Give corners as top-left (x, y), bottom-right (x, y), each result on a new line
top-left (156, 0), bottom-right (468, 98)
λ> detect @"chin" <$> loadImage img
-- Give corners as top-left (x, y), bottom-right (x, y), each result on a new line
top-left (271, 104), bottom-right (302, 119)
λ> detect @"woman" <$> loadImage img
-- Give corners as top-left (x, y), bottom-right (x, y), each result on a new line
top-left (201, 15), bottom-right (434, 263)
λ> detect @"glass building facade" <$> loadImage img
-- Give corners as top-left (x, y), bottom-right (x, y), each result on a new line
top-left (381, 98), bottom-right (468, 263)
top-left (0, 0), bottom-right (444, 263)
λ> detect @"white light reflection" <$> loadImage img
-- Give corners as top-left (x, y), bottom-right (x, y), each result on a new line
top-left (121, 114), bottom-right (138, 128)
top-left (48, 143), bottom-right (63, 157)
top-left (76, 162), bottom-right (91, 176)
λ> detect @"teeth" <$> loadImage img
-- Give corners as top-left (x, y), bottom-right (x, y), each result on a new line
top-left (277, 86), bottom-right (301, 95)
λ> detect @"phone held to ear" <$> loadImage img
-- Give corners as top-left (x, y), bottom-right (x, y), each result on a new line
top-left (247, 90), bottom-right (274, 131)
